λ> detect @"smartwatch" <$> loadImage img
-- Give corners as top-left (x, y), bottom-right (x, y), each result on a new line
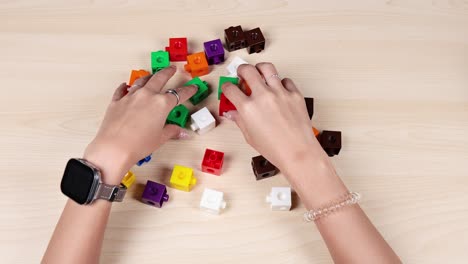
top-left (60, 158), bottom-right (127, 205)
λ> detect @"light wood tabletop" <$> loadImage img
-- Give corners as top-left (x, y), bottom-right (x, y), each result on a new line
top-left (1, 1), bottom-right (468, 263)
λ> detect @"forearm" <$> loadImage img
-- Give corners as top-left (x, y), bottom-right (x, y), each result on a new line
top-left (284, 147), bottom-right (401, 264)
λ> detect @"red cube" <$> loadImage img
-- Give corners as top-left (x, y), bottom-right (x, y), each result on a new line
top-left (165, 38), bottom-right (188, 62)
top-left (202, 149), bottom-right (224, 176)
top-left (219, 93), bottom-right (237, 116)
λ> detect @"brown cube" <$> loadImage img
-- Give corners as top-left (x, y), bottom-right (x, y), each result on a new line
top-left (304, 97), bottom-right (314, 119)
top-left (244, 27), bottom-right (265, 54)
top-left (251, 155), bottom-right (279, 180)
top-left (319, 131), bottom-right (342, 157)
top-left (224, 25), bottom-right (246, 51)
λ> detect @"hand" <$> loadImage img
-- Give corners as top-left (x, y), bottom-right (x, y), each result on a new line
top-left (221, 63), bottom-right (327, 173)
top-left (84, 66), bottom-right (197, 184)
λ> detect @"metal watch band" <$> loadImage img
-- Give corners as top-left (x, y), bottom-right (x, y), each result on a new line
top-left (95, 183), bottom-right (127, 202)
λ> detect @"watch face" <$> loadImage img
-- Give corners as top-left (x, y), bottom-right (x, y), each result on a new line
top-left (61, 159), bottom-right (97, 204)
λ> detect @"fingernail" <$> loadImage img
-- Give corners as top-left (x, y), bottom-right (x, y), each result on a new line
top-left (178, 130), bottom-right (191, 139)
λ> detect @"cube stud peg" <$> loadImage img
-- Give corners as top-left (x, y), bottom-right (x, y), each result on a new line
top-left (121, 171), bottom-right (136, 189)
top-left (190, 107), bottom-right (216, 135)
top-left (218, 76), bottom-right (239, 99)
top-left (201, 148), bottom-right (224, 176)
top-left (166, 104), bottom-right (189, 128)
top-left (186, 77), bottom-right (210, 105)
top-left (266, 187), bottom-right (292, 211)
top-left (224, 25), bottom-right (246, 52)
top-left (129, 69), bottom-right (150, 86)
top-left (251, 155), bottom-right (279, 180)
top-left (204, 39), bottom-right (225, 65)
top-left (141, 180), bottom-right (169, 208)
top-left (319, 130), bottom-right (342, 157)
top-left (169, 165), bottom-right (197, 192)
top-left (200, 188), bottom-right (226, 214)
top-left (184, 52), bottom-right (209, 78)
top-left (165, 37), bottom-right (188, 61)
top-left (151, 51), bottom-right (170, 73)
top-left (244, 27), bottom-right (265, 54)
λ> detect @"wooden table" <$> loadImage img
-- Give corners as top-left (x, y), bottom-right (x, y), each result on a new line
top-left (1, 1), bottom-right (467, 263)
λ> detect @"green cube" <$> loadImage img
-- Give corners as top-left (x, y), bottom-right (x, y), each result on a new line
top-left (218, 76), bottom-right (239, 99)
top-left (186, 77), bottom-right (210, 105)
top-left (151, 51), bottom-right (170, 73)
top-left (166, 104), bottom-right (189, 127)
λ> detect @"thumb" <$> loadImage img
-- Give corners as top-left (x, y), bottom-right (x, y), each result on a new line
top-left (160, 124), bottom-right (191, 144)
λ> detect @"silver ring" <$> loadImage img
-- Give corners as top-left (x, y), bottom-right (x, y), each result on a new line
top-left (269, 73), bottom-right (281, 80)
top-left (165, 89), bottom-right (180, 105)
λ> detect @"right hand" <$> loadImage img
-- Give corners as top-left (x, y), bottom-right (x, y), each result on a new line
top-left (221, 63), bottom-right (327, 173)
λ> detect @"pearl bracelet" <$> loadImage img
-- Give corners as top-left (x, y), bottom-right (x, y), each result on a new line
top-left (303, 192), bottom-right (361, 222)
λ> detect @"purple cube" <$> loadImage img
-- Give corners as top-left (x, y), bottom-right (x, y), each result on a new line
top-left (204, 39), bottom-right (225, 65)
top-left (142, 180), bottom-right (169, 208)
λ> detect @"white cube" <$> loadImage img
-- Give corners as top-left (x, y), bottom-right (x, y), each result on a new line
top-left (226, 56), bottom-right (248, 77)
top-left (266, 187), bottom-right (292, 211)
top-left (190, 107), bottom-right (216, 135)
top-left (200, 188), bottom-right (226, 215)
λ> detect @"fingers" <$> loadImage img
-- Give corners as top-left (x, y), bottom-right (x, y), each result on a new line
top-left (237, 64), bottom-right (267, 94)
top-left (160, 84), bottom-right (198, 110)
top-left (127, 74), bottom-right (152, 95)
top-left (281, 78), bottom-right (301, 93)
top-left (159, 125), bottom-right (191, 144)
top-left (223, 110), bottom-right (250, 141)
top-left (112, 83), bottom-right (129, 101)
top-left (144, 65), bottom-right (177, 93)
top-left (255, 62), bottom-right (283, 90)
top-left (222, 82), bottom-right (248, 107)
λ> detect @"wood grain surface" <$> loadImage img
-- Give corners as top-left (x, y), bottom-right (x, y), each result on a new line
top-left (1, 1), bottom-right (467, 263)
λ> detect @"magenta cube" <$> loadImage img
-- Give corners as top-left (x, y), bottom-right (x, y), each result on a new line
top-left (204, 39), bottom-right (225, 65)
top-left (142, 180), bottom-right (169, 208)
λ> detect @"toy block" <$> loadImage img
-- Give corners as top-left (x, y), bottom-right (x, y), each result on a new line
top-left (204, 39), bottom-right (225, 65)
top-left (201, 149), bottom-right (224, 175)
top-left (190, 107), bottom-right (216, 135)
top-left (200, 188), bottom-right (226, 214)
top-left (165, 37), bottom-right (188, 61)
top-left (151, 51), bottom-right (170, 73)
top-left (312, 127), bottom-right (320, 138)
top-left (319, 130), bottom-right (342, 157)
top-left (226, 56), bottom-right (248, 77)
top-left (166, 104), bottom-right (189, 127)
top-left (251, 155), bottom-right (279, 180)
top-left (224, 25), bottom-right (246, 51)
top-left (121, 171), bottom-right (136, 189)
top-left (184, 52), bottom-right (209, 78)
top-left (219, 93), bottom-right (237, 116)
top-left (169, 165), bottom-right (197, 192)
top-left (304, 97), bottom-right (314, 119)
top-left (239, 79), bottom-right (252, 96)
top-left (129, 69), bottom-right (150, 86)
top-left (244, 27), bottom-right (265, 54)
top-left (218, 76), bottom-right (239, 99)
top-left (185, 77), bottom-right (209, 105)
top-left (141, 180), bottom-right (169, 208)
top-left (136, 154), bottom-right (152, 166)
top-left (266, 187), bottom-right (292, 211)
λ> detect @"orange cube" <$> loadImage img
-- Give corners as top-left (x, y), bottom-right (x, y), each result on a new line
top-left (312, 127), bottom-right (320, 138)
top-left (240, 79), bottom-right (252, 96)
top-left (184, 52), bottom-right (209, 77)
top-left (129, 69), bottom-right (150, 86)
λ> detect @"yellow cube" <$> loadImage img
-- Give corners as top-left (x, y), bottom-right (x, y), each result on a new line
top-left (121, 171), bottom-right (136, 189)
top-left (170, 165), bottom-right (197, 192)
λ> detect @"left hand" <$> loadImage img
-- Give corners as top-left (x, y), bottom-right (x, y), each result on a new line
top-left (84, 66), bottom-right (198, 185)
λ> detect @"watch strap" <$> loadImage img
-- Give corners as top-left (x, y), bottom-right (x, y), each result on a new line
top-left (95, 183), bottom-right (127, 202)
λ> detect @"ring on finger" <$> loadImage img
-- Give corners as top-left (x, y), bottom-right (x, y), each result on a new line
top-left (165, 88), bottom-right (180, 106)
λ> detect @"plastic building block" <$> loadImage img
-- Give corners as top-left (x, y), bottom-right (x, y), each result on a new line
top-left (224, 25), bottom-right (246, 52)
top-left (226, 56), bottom-right (248, 77)
top-left (184, 52), bottom-right (209, 78)
top-left (240, 79), bottom-right (252, 96)
top-left (218, 76), bottom-right (239, 99)
top-left (304, 97), bottom-right (314, 119)
top-left (129, 69), bottom-right (150, 86)
top-left (185, 77), bottom-right (210, 105)
top-left (319, 130), bottom-right (342, 157)
top-left (313, 127), bottom-right (320, 138)
top-left (200, 188), bottom-right (226, 214)
top-left (169, 165), bottom-right (197, 192)
top-left (244, 27), bottom-right (265, 54)
top-left (141, 180), bottom-right (169, 208)
top-left (219, 93), bottom-right (237, 116)
top-left (136, 154), bottom-right (152, 166)
top-left (201, 148), bottom-right (224, 176)
top-left (204, 39), bottom-right (225, 65)
top-left (251, 155), bottom-right (279, 180)
top-left (151, 51), bottom-right (170, 73)
top-left (190, 107), bottom-right (216, 135)
top-left (121, 171), bottom-right (136, 189)
top-left (166, 104), bottom-right (189, 127)
top-left (266, 187), bottom-right (292, 211)
top-left (165, 37), bottom-right (188, 61)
